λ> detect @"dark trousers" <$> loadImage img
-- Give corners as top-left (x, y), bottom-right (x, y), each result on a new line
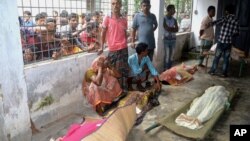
top-left (210, 42), bottom-right (232, 74)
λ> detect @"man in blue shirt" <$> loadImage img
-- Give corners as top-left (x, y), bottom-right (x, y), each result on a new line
top-left (131, 0), bottom-right (158, 61)
top-left (23, 11), bottom-right (35, 27)
top-left (127, 43), bottom-right (161, 92)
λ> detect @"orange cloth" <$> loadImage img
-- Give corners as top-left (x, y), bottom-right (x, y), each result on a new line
top-left (62, 46), bottom-right (82, 56)
top-left (160, 64), bottom-right (197, 86)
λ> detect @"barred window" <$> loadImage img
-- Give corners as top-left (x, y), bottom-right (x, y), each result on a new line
top-left (18, 0), bottom-right (135, 64)
top-left (165, 0), bottom-right (193, 32)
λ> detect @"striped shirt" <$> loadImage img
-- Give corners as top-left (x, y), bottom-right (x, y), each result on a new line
top-left (213, 14), bottom-right (240, 43)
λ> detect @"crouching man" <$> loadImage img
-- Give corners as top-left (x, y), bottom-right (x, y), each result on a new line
top-left (127, 42), bottom-right (161, 92)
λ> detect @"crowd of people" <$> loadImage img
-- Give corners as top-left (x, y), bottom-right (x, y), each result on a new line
top-left (19, 9), bottom-right (105, 63)
top-left (20, 0), bottom-right (240, 133)
top-left (45, 0), bottom-right (240, 140)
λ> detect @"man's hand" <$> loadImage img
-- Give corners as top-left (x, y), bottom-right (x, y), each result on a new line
top-left (97, 48), bottom-right (103, 55)
top-left (72, 32), bottom-right (78, 37)
top-left (154, 81), bottom-right (162, 92)
top-left (199, 30), bottom-right (204, 38)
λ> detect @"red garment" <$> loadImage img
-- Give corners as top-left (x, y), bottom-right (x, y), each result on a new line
top-left (21, 37), bottom-right (35, 49)
top-left (102, 15), bottom-right (127, 51)
top-left (80, 32), bottom-right (96, 44)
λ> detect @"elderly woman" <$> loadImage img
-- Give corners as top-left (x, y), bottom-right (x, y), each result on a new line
top-left (82, 56), bottom-right (123, 115)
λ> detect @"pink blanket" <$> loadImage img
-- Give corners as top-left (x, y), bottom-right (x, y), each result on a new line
top-left (60, 119), bottom-right (106, 141)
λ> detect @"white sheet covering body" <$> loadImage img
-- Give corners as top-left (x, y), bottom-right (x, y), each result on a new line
top-left (175, 86), bottom-right (229, 129)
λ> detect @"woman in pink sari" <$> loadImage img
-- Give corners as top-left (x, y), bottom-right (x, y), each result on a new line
top-left (82, 56), bottom-right (123, 115)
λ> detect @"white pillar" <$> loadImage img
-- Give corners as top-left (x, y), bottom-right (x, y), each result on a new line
top-left (151, 0), bottom-right (165, 72)
top-left (0, 0), bottom-right (32, 141)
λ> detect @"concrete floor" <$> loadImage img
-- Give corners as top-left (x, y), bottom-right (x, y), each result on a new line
top-left (32, 59), bottom-right (250, 141)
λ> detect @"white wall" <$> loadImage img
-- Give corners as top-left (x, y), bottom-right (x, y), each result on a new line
top-left (174, 32), bottom-right (191, 60)
top-left (151, 0), bottom-right (165, 72)
top-left (0, 0), bottom-right (32, 140)
top-left (25, 53), bottom-right (100, 130)
top-left (191, 0), bottom-right (218, 47)
top-left (0, 87), bottom-right (7, 141)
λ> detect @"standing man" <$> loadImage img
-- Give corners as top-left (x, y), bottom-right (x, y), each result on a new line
top-left (98, 0), bottom-right (129, 90)
top-left (131, 0), bottom-right (158, 61)
top-left (163, 5), bottom-right (178, 70)
top-left (198, 6), bottom-right (216, 67)
top-left (208, 4), bottom-right (240, 77)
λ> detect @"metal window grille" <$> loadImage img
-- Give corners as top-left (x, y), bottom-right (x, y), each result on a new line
top-left (164, 0), bottom-right (193, 32)
top-left (18, 0), bottom-right (135, 64)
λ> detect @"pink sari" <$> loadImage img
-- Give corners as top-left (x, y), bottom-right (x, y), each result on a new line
top-left (59, 119), bottom-right (106, 141)
top-left (82, 56), bottom-right (122, 110)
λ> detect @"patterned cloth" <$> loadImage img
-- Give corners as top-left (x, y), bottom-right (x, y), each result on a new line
top-left (212, 14), bottom-right (239, 44)
top-left (107, 48), bottom-right (129, 90)
top-left (107, 48), bottom-right (129, 76)
top-left (160, 64), bottom-right (197, 86)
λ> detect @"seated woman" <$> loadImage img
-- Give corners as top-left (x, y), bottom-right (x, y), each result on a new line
top-left (159, 63), bottom-right (197, 86)
top-left (82, 56), bottom-right (123, 115)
